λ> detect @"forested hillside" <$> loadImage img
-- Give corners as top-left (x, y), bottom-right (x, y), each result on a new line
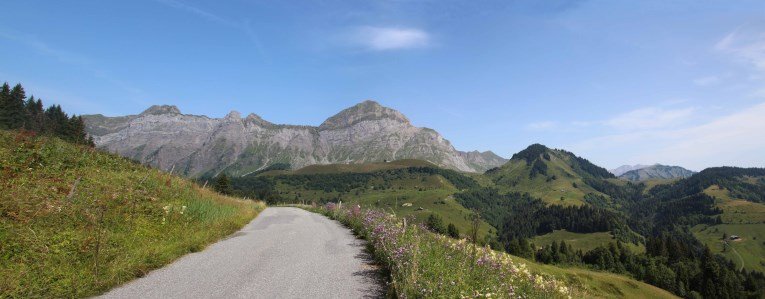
top-left (465, 145), bottom-right (765, 298)
top-left (217, 142), bottom-right (765, 298)
top-left (484, 144), bottom-right (616, 206)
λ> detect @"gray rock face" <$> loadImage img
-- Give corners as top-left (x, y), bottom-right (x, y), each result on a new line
top-left (618, 164), bottom-right (696, 181)
top-left (610, 164), bottom-right (651, 176)
top-left (83, 101), bottom-right (506, 176)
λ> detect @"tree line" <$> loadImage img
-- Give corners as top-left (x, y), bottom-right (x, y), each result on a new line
top-left (216, 165), bottom-right (480, 204)
top-left (0, 82), bottom-right (92, 145)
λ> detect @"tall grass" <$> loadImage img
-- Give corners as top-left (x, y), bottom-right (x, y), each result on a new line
top-left (308, 203), bottom-right (576, 298)
top-left (0, 130), bottom-right (265, 297)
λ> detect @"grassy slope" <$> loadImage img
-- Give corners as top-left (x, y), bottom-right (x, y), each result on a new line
top-left (0, 131), bottom-right (265, 298)
top-left (489, 151), bottom-right (607, 207)
top-left (531, 230), bottom-right (646, 254)
top-left (487, 150), bottom-right (649, 256)
top-left (523, 260), bottom-right (677, 299)
top-left (691, 185), bottom-right (765, 273)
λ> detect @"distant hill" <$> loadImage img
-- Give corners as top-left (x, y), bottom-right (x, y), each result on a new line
top-left (484, 143), bottom-right (614, 206)
top-left (618, 164), bottom-right (695, 181)
top-left (83, 101), bottom-right (507, 176)
top-left (610, 164), bottom-right (650, 176)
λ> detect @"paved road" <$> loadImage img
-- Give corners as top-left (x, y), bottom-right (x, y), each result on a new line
top-left (99, 207), bottom-right (384, 299)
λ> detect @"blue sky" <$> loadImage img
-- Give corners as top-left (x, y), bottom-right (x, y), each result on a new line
top-left (1, 0), bottom-right (764, 170)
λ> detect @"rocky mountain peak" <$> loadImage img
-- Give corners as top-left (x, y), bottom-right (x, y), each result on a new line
top-left (245, 113), bottom-right (273, 127)
top-left (140, 105), bottom-right (181, 116)
top-left (610, 164), bottom-right (651, 176)
top-left (83, 101), bottom-right (507, 175)
top-left (318, 100), bottom-right (410, 130)
top-left (225, 111), bottom-right (242, 120)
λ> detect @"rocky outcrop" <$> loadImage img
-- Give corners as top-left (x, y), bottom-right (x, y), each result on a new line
top-left (83, 100), bottom-right (507, 176)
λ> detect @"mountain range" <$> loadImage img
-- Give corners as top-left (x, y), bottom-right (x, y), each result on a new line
top-left (609, 164), bottom-right (651, 176)
top-left (82, 100), bottom-right (507, 177)
top-left (618, 164), bottom-right (696, 181)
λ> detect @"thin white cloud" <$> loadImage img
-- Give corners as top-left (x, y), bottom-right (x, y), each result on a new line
top-left (154, 0), bottom-right (267, 59)
top-left (693, 75), bottom-right (720, 86)
top-left (642, 102), bottom-right (765, 167)
top-left (353, 27), bottom-right (431, 51)
top-left (154, 0), bottom-right (237, 27)
top-left (525, 121), bottom-right (557, 131)
top-left (603, 106), bottom-right (695, 130)
top-left (715, 27), bottom-right (765, 70)
top-left (570, 102), bottom-right (765, 170)
top-left (0, 28), bottom-right (143, 98)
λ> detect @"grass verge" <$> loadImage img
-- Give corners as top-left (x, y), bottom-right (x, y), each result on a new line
top-left (304, 203), bottom-right (575, 298)
top-left (0, 130), bottom-right (265, 297)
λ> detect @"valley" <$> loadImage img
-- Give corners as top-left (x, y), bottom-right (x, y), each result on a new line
top-left (2, 82), bottom-right (764, 298)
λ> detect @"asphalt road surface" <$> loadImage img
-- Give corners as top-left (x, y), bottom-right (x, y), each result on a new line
top-left (99, 207), bottom-right (384, 298)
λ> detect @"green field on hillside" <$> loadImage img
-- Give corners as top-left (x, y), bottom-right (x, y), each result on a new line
top-left (531, 230), bottom-right (645, 254)
top-left (491, 159), bottom-right (593, 206)
top-left (523, 261), bottom-right (678, 298)
top-left (0, 131), bottom-right (265, 298)
top-left (691, 185), bottom-right (765, 272)
top-left (692, 224), bottom-right (765, 273)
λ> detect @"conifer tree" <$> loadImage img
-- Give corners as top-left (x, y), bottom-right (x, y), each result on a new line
top-left (24, 96), bottom-right (45, 131)
top-left (0, 83), bottom-right (12, 128)
top-left (4, 84), bottom-right (27, 129)
top-left (447, 223), bottom-right (460, 238)
top-left (213, 174), bottom-right (233, 195)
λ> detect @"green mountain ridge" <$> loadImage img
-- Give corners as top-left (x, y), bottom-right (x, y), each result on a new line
top-left (484, 143), bottom-right (615, 206)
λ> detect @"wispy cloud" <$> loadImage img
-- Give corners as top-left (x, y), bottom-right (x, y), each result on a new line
top-left (0, 28), bottom-right (143, 97)
top-left (570, 102), bottom-right (765, 169)
top-left (154, 0), bottom-right (267, 59)
top-left (352, 27), bottom-right (431, 51)
top-left (715, 27), bottom-right (765, 70)
top-left (155, 0), bottom-right (236, 27)
top-left (0, 29), bottom-right (90, 66)
top-left (603, 106), bottom-right (695, 130)
top-left (693, 75), bottom-right (720, 86)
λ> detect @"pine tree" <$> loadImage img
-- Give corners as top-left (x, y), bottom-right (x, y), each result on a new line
top-left (447, 223), bottom-right (460, 238)
top-left (213, 174), bottom-right (232, 195)
top-left (24, 96), bottom-right (45, 131)
top-left (45, 105), bottom-right (68, 136)
top-left (3, 84), bottom-right (27, 129)
top-left (0, 83), bottom-right (13, 128)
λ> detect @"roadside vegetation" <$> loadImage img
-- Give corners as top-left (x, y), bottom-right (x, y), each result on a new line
top-left (0, 130), bottom-right (265, 297)
top-left (309, 202), bottom-right (576, 298)
top-left (307, 203), bottom-right (679, 298)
